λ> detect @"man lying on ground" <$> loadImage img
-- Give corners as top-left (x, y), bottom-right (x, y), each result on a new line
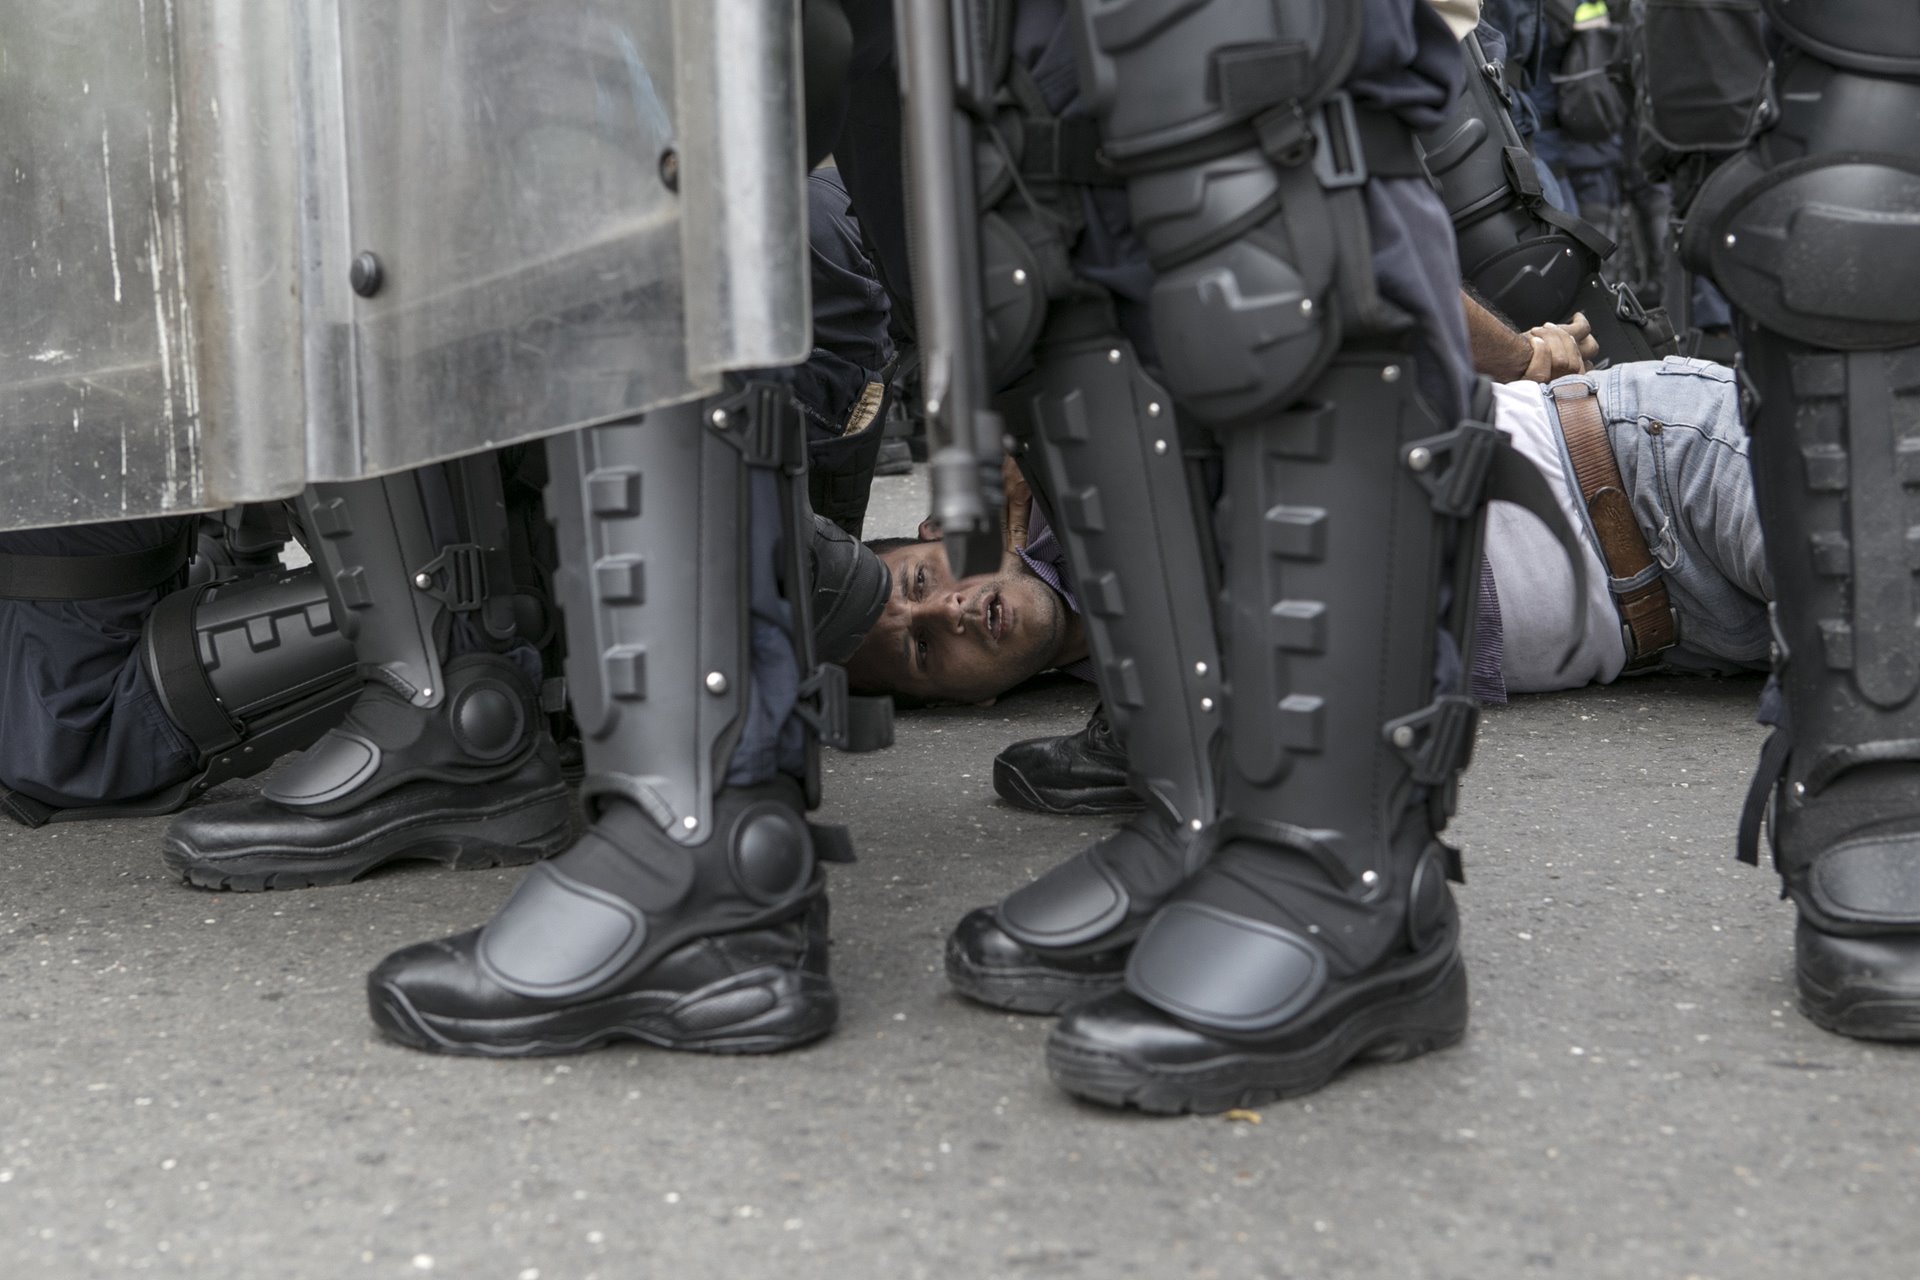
top-left (843, 355), bottom-right (1774, 807)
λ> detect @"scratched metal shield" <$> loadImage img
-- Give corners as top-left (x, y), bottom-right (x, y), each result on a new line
top-left (0, 0), bottom-right (808, 531)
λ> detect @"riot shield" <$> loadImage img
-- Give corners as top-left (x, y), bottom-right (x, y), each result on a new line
top-left (0, 0), bottom-right (808, 532)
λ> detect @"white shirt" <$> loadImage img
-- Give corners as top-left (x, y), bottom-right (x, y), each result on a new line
top-left (1484, 380), bottom-right (1625, 693)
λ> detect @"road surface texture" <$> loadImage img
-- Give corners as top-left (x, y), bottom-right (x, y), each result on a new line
top-left (1, 470), bottom-right (1914, 1279)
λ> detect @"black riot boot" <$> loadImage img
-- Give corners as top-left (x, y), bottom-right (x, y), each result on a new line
top-left (1662, 33), bottom-right (1920, 1039)
top-left (1734, 332), bottom-right (1920, 1039)
top-left (943, 306), bottom-right (1224, 1015)
top-left (162, 457), bottom-right (576, 890)
top-left (991, 703), bottom-right (1136, 817)
top-left (1046, 354), bottom-right (1582, 1113)
top-left (369, 389), bottom-right (889, 1056)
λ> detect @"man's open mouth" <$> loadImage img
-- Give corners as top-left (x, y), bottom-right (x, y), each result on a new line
top-left (983, 590), bottom-right (1009, 643)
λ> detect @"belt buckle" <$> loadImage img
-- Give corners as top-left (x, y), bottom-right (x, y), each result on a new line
top-left (1621, 605), bottom-right (1681, 666)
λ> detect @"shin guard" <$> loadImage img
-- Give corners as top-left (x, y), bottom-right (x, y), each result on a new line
top-left (991, 305), bottom-right (1221, 953)
top-left (367, 387), bottom-right (876, 1054)
top-left (1122, 356), bottom-right (1585, 1034)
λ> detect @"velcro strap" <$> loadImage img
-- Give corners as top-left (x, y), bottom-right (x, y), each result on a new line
top-left (1019, 116), bottom-right (1119, 186)
top-left (1503, 145), bottom-right (1545, 200)
top-left (1551, 381), bottom-right (1678, 664)
top-left (1535, 198), bottom-right (1617, 261)
top-left (844, 694), bottom-right (895, 752)
top-left (1737, 729), bottom-right (1791, 867)
top-left (1313, 97), bottom-right (1426, 183)
top-left (143, 585), bottom-right (243, 756)
top-left (0, 522), bottom-right (193, 601)
top-left (0, 787), bottom-right (57, 828)
top-left (807, 822), bottom-right (858, 864)
top-left (1213, 42), bottom-right (1313, 116)
top-left (795, 663), bottom-right (895, 752)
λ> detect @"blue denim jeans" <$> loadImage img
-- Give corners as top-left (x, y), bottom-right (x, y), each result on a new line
top-left (1563, 357), bottom-right (1773, 674)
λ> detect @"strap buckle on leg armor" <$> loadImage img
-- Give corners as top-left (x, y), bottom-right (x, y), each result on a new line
top-left (411, 543), bottom-right (492, 616)
top-left (705, 382), bottom-right (811, 474)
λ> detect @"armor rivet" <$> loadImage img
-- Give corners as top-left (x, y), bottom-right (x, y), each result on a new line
top-left (1195, 661), bottom-right (1208, 677)
top-left (658, 148), bottom-right (680, 192)
top-left (704, 671), bottom-right (729, 695)
top-left (1382, 365), bottom-right (1402, 383)
top-left (1012, 268), bottom-right (1028, 285)
top-left (420, 688), bottom-right (433, 701)
top-left (1154, 439), bottom-right (1168, 455)
top-left (1300, 298), bottom-right (1314, 316)
top-left (926, 397), bottom-right (942, 417)
top-left (349, 251), bottom-right (384, 298)
top-left (1147, 401), bottom-right (1163, 417)
top-left (1793, 782), bottom-right (1806, 798)
top-left (1564, 248), bottom-right (1574, 258)
top-left (413, 572), bottom-right (431, 589)
top-left (710, 408), bottom-right (728, 428)
top-left (1392, 725), bottom-right (1416, 748)
top-left (1190, 819), bottom-right (1203, 832)
top-left (1200, 696), bottom-right (1214, 711)
top-left (1725, 233), bottom-right (1738, 248)
top-left (1408, 447), bottom-right (1433, 471)
top-left (1361, 870), bottom-right (1380, 888)
top-left (1107, 349), bottom-right (1122, 364)
top-left (682, 816), bottom-right (699, 831)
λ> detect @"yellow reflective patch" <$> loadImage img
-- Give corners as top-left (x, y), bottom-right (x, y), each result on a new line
top-left (1572, 0), bottom-right (1611, 23)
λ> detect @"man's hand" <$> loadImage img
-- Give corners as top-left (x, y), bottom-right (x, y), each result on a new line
top-left (1002, 454), bottom-right (1033, 557)
top-left (916, 454), bottom-right (1036, 561)
top-left (1521, 312), bottom-right (1600, 382)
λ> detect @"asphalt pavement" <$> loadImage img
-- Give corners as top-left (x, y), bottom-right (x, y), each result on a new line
top-left (1, 469), bottom-right (1916, 1280)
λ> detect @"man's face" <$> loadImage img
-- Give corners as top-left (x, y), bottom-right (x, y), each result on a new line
top-left (844, 541), bottom-right (1068, 703)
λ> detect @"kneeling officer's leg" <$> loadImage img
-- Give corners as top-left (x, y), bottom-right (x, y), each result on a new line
top-left (163, 456), bottom-right (576, 890)
top-left (0, 517), bottom-right (357, 824)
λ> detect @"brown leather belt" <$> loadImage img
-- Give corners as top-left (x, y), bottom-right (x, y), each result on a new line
top-left (1549, 381), bottom-right (1678, 666)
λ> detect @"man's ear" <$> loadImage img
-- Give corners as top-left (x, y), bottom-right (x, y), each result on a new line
top-left (916, 517), bottom-right (942, 542)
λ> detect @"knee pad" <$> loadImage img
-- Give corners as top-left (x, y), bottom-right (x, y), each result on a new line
top-left (1687, 61), bottom-right (1920, 350)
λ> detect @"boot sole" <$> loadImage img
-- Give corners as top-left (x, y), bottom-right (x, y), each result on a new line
top-left (367, 964), bottom-right (838, 1058)
top-left (944, 931), bottom-right (1125, 1015)
top-left (992, 759), bottom-right (1139, 817)
top-left (1046, 947), bottom-right (1468, 1115)
top-left (1797, 968), bottom-right (1920, 1041)
top-left (162, 785), bottom-right (578, 892)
